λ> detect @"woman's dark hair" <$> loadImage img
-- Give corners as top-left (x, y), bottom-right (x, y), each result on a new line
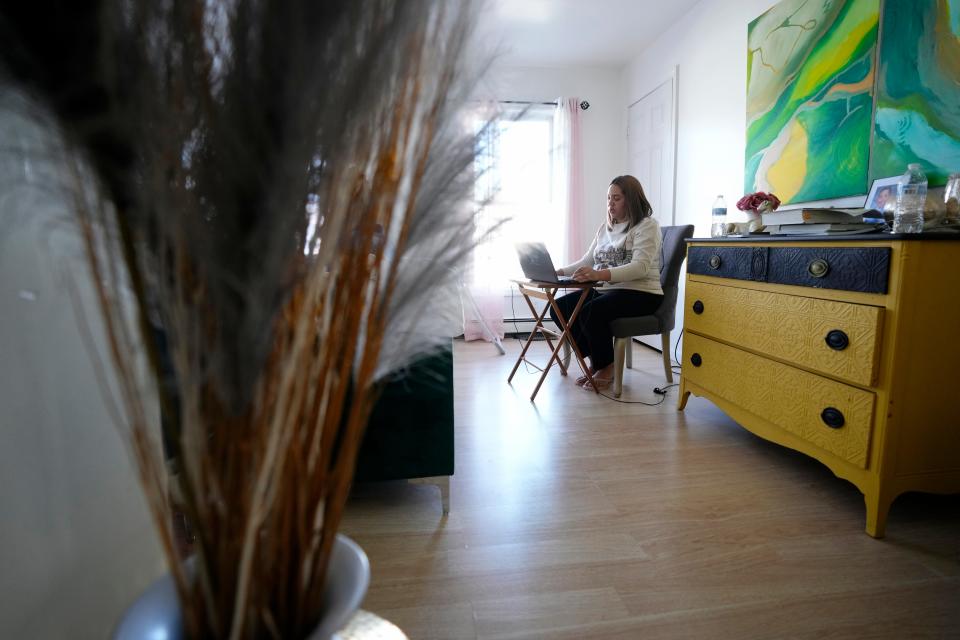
top-left (610, 175), bottom-right (653, 229)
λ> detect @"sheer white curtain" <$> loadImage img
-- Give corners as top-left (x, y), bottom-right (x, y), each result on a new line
top-left (462, 98), bottom-right (583, 342)
top-left (462, 102), bottom-right (507, 342)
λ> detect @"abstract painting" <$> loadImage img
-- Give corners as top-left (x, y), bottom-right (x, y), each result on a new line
top-left (871, 0), bottom-right (960, 187)
top-left (745, 0), bottom-right (880, 203)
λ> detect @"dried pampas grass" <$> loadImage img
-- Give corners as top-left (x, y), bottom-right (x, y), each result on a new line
top-left (1, 0), bottom-right (485, 637)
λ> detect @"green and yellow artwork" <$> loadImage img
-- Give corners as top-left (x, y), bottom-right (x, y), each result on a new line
top-left (745, 0), bottom-right (880, 203)
top-left (871, 0), bottom-right (960, 187)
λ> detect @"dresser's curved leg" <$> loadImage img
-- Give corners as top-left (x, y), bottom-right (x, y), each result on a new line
top-left (677, 382), bottom-right (690, 411)
top-left (864, 489), bottom-right (893, 539)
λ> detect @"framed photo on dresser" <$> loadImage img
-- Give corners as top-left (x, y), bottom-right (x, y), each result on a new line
top-left (866, 175), bottom-right (900, 212)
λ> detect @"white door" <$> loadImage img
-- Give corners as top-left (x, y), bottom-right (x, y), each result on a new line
top-left (627, 75), bottom-right (676, 227)
top-left (628, 73), bottom-right (679, 353)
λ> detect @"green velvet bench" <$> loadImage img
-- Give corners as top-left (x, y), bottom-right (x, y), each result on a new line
top-left (353, 343), bottom-right (454, 514)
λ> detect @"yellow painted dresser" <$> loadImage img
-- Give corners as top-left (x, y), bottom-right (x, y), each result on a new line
top-left (677, 236), bottom-right (960, 537)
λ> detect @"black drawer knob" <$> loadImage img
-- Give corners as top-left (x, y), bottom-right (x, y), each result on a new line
top-left (692, 300), bottom-right (704, 314)
top-left (708, 255), bottom-right (722, 270)
top-left (690, 353), bottom-right (702, 367)
top-left (825, 329), bottom-right (849, 351)
top-left (808, 258), bottom-right (830, 278)
top-left (821, 407), bottom-right (845, 429)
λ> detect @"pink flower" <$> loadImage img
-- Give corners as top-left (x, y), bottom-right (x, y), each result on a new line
top-left (736, 191), bottom-right (781, 212)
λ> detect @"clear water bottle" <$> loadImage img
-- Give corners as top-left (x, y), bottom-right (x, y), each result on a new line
top-left (711, 195), bottom-right (727, 238)
top-left (894, 163), bottom-right (927, 233)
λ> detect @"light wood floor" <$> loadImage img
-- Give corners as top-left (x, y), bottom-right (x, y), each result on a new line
top-left (340, 339), bottom-right (960, 639)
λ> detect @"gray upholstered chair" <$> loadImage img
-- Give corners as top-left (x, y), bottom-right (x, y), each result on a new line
top-left (610, 224), bottom-right (694, 398)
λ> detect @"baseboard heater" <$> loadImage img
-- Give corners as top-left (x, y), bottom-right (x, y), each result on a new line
top-left (502, 317), bottom-right (556, 339)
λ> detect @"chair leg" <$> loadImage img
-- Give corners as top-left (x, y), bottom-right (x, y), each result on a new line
top-left (625, 337), bottom-right (633, 369)
top-left (613, 337), bottom-right (627, 398)
top-left (661, 332), bottom-right (673, 383)
top-left (561, 337), bottom-right (572, 370)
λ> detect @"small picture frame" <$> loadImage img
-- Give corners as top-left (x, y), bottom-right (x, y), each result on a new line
top-left (866, 176), bottom-right (900, 211)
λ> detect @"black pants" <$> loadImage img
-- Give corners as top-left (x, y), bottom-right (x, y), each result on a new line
top-left (548, 288), bottom-right (663, 371)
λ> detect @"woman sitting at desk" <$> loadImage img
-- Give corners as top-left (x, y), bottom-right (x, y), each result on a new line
top-left (551, 175), bottom-right (663, 390)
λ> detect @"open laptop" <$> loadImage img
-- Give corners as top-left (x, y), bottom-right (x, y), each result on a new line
top-left (516, 242), bottom-right (584, 284)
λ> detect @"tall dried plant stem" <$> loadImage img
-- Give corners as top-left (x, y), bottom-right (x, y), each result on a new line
top-left (1, 0), bottom-right (484, 637)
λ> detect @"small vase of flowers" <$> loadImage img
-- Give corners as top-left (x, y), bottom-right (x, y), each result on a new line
top-left (737, 191), bottom-right (781, 232)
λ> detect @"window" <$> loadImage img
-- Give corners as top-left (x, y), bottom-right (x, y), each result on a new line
top-left (470, 103), bottom-right (563, 290)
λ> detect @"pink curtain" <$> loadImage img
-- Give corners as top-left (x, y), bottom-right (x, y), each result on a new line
top-left (553, 97), bottom-right (584, 264)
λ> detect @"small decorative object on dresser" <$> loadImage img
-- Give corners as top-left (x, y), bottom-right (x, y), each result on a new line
top-left (679, 236), bottom-right (960, 538)
top-left (866, 175), bottom-right (900, 214)
top-left (943, 173), bottom-right (960, 225)
top-left (736, 191), bottom-right (781, 232)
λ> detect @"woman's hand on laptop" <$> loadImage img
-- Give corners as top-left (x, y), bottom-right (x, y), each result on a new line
top-left (572, 266), bottom-right (608, 282)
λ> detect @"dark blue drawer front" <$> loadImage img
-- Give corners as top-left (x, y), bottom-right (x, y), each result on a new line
top-left (688, 245), bottom-right (891, 294)
top-left (688, 246), bottom-right (758, 281)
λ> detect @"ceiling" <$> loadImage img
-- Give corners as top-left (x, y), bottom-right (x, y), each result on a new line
top-left (476, 0), bottom-right (704, 68)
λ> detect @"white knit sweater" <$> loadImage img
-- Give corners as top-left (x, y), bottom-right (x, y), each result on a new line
top-left (560, 216), bottom-right (663, 294)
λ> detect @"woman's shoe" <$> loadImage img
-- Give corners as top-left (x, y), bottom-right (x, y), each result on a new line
top-left (579, 376), bottom-right (612, 391)
top-left (574, 370), bottom-right (595, 386)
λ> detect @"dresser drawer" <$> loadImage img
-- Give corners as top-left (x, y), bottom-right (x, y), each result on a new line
top-left (687, 245), bottom-right (891, 294)
top-left (685, 281), bottom-right (883, 387)
top-left (682, 333), bottom-right (876, 468)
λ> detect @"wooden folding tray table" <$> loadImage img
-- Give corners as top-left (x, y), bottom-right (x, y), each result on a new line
top-left (507, 279), bottom-right (599, 401)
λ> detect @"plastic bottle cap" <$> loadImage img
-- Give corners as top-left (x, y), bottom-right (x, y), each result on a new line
top-left (908, 163), bottom-right (921, 169)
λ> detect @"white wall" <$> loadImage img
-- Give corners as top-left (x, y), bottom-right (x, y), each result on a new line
top-left (624, 0), bottom-right (776, 236)
top-left (0, 111), bottom-right (165, 638)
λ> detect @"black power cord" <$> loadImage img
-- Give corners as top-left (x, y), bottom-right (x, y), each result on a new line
top-left (591, 381), bottom-right (679, 405)
top-left (673, 328), bottom-right (685, 371)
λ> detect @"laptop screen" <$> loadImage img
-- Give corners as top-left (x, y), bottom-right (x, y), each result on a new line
top-left (516, 242), bottom-right (562, 283)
